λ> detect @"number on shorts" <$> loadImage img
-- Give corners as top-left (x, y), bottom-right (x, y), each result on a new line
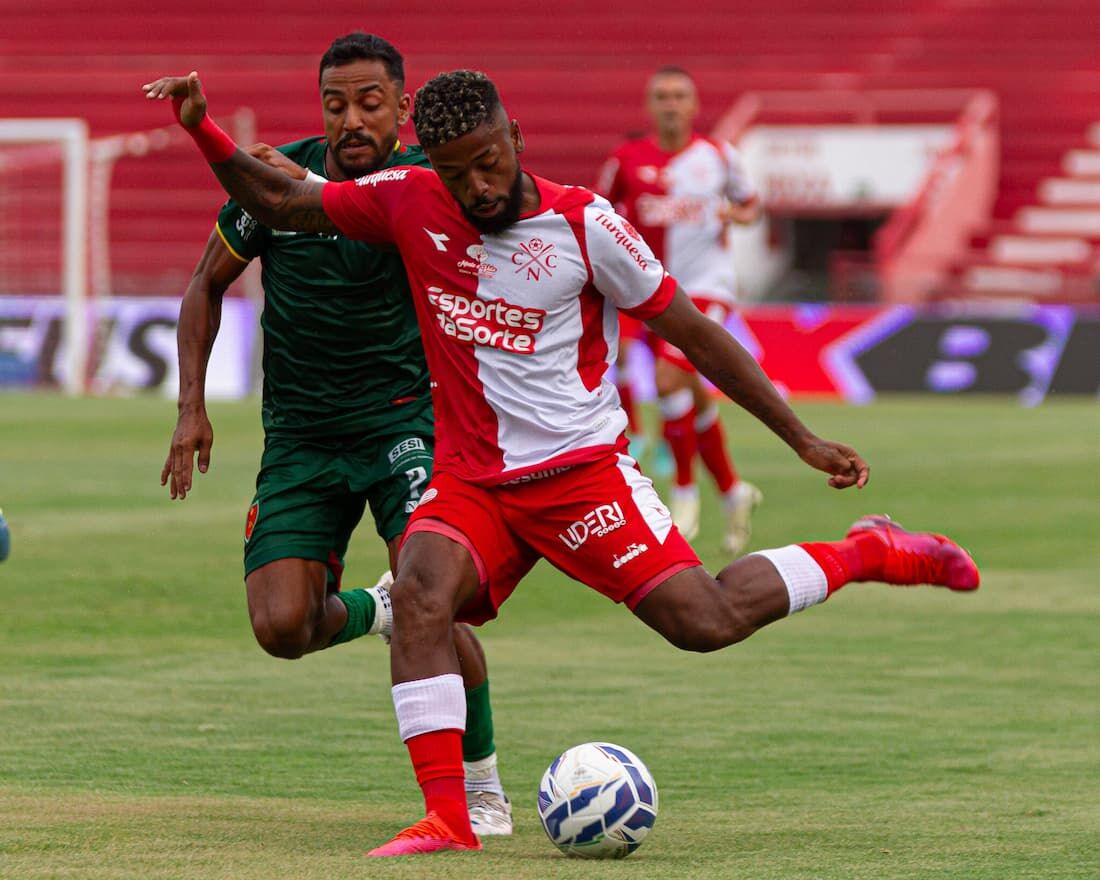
top-left (405, 466), bottom-right (428, 503)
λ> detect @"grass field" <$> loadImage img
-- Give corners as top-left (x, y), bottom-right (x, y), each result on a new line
top-left (1, 393), bottom-right (1098, 880)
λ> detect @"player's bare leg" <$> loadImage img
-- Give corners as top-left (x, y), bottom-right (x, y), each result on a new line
top-left (368, 529), bottom-right (484, 857)
top-left (246, 558), bottom-right (364, 657)
top-left (389, 537), bottom-right (510, 836)
top-left (632, 516), bottom-right (979, 651)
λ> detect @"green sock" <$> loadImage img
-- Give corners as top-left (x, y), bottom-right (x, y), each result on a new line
top-left (327, 588), bottom-right (376, 647)
top-left (463, 679), bottom-right (496, 762)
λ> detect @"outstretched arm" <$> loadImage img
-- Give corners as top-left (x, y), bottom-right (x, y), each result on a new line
top-left (142, 72), bottom-right (338, 234)
top-left (646, 288), bottom-right (869, 489)
top-left (161, 230), bottom-right (248, 499)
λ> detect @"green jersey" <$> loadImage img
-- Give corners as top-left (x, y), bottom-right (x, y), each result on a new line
top-left (216, 137), bottom-right (432, 439)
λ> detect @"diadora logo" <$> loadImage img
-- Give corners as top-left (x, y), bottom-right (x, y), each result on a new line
top-left (612, 542), bottom-right (649, 569)
top-left (426, 286), bottom-right (545, 354)
top-left (595, 213), bottom-right (650, 269)
top-left (512, 237), bottom-right (558, 281)
top-left (356, 167), bottom-right (411, 187)
top-left (558, 502), bottom-right (628, 551)
top-left (457, 244), bottom-right (498, 278)
top-left (638, 165), bottom-right (660, 184)
top-left (388, 436), bottom-right (426, 465)
top-left (424, 228), bottom-right (450, 252)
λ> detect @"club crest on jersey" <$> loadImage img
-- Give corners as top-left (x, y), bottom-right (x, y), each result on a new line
top-left (457, 244), bottom-right (498, 278)
top-left (512, 237), bottom-right (558, 281)
top-left (244, 502), bottom-right (259, 543)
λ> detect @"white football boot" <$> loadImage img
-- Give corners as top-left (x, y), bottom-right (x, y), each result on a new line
top-left (466, 790), bottom-right (513, 837)
top-left (722, 481), bottom-right (763, 555)
top-left (670, 485), bottom-right (700, 541)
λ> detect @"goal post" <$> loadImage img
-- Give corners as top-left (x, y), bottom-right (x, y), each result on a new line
top-left (0, 110), bottom-right (257, 395)
top-left (0, 119), bottom-right (88, 394)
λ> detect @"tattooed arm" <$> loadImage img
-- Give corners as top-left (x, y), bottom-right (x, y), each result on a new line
top-left (142, 72), bottom-right (337, 234)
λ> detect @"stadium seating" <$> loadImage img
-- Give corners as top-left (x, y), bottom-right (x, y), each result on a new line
top-left (3, 0), bottom-right (1100, 297)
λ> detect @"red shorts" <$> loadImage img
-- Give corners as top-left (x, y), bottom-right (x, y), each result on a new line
top-left (652, 296), bottom-right (732, 373)
top-left (403, 453), bottom-right (700, 625)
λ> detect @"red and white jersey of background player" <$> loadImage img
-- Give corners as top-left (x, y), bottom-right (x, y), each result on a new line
top-left (322, 167), bottom-right (678, 485)
top-left (596, 133), bottom-right (756, 304)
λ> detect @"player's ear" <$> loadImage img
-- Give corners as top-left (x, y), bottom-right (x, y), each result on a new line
top-left (397, 93), bottom-right (411, 127)
top-left (511, 120), bottom-right (525, 155)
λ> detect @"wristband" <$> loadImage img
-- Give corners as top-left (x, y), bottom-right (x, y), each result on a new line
top-left (172, 96), bottom-right (238, 164)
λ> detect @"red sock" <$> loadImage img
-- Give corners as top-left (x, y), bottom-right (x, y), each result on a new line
top-left (406, 730), bottom-right (476, 843)
top-left (696, 413), bottom-right (737, 494)
top-left (662, 409), bottom-right (697, 486)
top-left (619, 381), bottom-right (639, 434)
top-left (799, 532), bottom-right (887, 593)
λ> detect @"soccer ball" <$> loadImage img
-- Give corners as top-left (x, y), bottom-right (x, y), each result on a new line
top-left (537, 741), bottom-right (658, 859)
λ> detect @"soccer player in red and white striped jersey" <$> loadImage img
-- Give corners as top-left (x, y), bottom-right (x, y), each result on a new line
top-left (146, 67), bottom-right (980, 859)
top-left (597, 66), bottom-right (764, 552)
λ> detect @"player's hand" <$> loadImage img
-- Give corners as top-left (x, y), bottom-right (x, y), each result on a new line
top-left (142, 71), bottom-right (207, 128)
top-left (796, 436), bottom-right (869, 490)
top-left (160, 407), bottom-right (214, 500)
top-left (247, 143), bottom-right (308, 180)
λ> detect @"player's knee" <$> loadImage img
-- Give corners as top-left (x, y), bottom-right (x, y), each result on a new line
top-left (250, 605), bottom-right (314, 660)
top-left (391, 570), bottom-right (454, 634)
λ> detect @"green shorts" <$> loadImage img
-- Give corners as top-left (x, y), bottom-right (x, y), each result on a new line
top-left (242, 429), bottom-right (434, 581)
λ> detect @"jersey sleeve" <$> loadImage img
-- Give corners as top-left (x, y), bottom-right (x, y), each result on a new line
top-left (722, 142), bottom-right (757, 204)
top-left (584, 197), bottom-right (677, 319)
top-left (321, 169), bottom-right (412, 244)
top-left (215, 199), bottom-right (268, 262)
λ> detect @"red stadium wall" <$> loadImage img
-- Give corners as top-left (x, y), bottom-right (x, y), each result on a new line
top-left (3, 0), bottom-right (1100, 296)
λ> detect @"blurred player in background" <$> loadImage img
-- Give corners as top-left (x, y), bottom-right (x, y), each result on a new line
top-left (146, 66), bottom-right (980, 859)
top-left (597, 66), bottom-right (763, 552)
top-left (158, 33), bottom-right (511, 836)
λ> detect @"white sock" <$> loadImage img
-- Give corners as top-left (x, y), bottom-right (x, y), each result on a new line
top-left (750, 545), bottom-right (828, 615)
top-left (694, 404), bottom-right (720, 433)
top-left (671, 484), bottom-right (699, 504)
top-left (464, 752), bottom-right (505, 797)
top-left (364, 583), bottom-right (392, 637)
top-left (658, 388), bottom-right (694, 420)
top-left (392, 673), bottom-right (465, 742)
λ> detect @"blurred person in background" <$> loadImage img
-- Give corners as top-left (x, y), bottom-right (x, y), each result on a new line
top-left (158, 32), bottom-right (512, 836)
top-left (596, 66), bottom-right (763, 553)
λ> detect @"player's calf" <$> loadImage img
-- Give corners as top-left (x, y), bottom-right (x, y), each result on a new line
top-left (633, 560), bottom-right (787, 652)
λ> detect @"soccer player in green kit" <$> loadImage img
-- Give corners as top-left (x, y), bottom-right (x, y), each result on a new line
top-left (159, 33), bottom-right (512, 836)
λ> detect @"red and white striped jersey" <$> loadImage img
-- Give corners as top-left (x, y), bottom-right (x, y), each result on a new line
top-left (596, 134), bottom-right (756, 304)
top-left (323, 168), bottom-right (677, 485)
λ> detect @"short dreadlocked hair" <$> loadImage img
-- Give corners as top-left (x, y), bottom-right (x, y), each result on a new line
top-left (413, 70), bottom-right (503, 148)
